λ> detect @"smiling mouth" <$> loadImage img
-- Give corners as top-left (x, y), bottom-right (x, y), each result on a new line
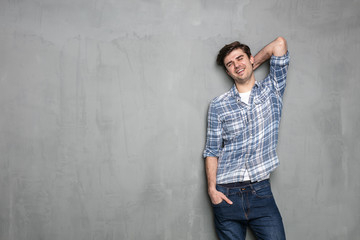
top-left (236, 68), bottom-right (245, 74)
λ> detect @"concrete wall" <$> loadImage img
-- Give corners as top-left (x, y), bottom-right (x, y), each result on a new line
top-left (0, 0), bottom-right (359, 239)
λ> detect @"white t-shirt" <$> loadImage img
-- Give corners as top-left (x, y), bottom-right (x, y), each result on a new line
top-left (239, 90), bottom-right (251, 105)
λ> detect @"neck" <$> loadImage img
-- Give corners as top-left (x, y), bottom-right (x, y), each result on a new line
top-left (234, 77), bottom-right (256, 93)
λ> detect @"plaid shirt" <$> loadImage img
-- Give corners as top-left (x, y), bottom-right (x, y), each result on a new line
top-left (203, 52), bottom-right (290, 184)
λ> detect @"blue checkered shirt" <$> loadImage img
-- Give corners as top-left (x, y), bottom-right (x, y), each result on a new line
top-left (203, 52), bottom-right (290, 184)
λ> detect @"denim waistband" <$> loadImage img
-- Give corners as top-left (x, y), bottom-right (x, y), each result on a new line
top-left (218, 179), bottom-right (269, 188)
top-left (216, 179), bottom-right (270, 195)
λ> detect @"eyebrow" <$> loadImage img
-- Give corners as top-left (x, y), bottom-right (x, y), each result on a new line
top-left (236, 54), bottom-right (244, 60)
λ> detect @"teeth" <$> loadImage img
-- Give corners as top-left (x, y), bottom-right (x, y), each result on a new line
top-left (236, 69), bottom-right (244, 74)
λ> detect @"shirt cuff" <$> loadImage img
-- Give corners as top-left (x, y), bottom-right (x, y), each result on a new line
top-left (270, 51), bottom-right (290, 66)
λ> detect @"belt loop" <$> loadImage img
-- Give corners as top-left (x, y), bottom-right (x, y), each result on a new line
top-left (250, 182), bottom-right (255, 191)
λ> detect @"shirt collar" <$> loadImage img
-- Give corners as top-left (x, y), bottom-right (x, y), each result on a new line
top-left (230, 84), bottom-right (239, 98)
top-left (230, 81), bottom-right (260, 98)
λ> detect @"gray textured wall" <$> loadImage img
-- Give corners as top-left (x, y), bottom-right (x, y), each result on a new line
top-left (0, 0), bottom-right (359, 239)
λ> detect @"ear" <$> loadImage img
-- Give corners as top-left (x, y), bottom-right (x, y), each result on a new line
top-left (250, 55), bottom-right (254, 65)
top-left (226, 69), bottom-right (230, 76)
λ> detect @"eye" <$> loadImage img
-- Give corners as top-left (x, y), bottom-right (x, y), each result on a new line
top-left (236, 54), bottom-right (244, 60)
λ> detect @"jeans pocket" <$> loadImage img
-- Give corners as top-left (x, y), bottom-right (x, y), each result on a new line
top-left (253, 182), bottom-right (273, 199)
top-left (212, 199), bottom-right (231, 208)
top-left (212, 185), bottom-right (232, 208)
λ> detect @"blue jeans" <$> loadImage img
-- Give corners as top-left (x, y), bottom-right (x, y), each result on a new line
top-left (212, 179), bottom-right (285, 240)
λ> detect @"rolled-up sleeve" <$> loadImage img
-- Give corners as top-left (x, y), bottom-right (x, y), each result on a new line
top-left (203, 100), bottom-right (223, 158)
top-left (269, 51), bottom-right (290, 96)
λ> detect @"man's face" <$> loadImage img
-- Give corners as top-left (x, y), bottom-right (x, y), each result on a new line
top-left (224, 48), bottom-right (254, 84)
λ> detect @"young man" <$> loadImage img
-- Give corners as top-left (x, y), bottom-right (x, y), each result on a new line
top-left (203, 37), bottom-right (289, 240)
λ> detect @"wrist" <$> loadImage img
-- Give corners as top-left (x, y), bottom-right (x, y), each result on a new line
top-left (208, 185), bottom-right (217, 194)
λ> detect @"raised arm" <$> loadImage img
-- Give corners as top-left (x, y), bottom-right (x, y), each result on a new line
top-left (253, 36), bottom-right (288, 70)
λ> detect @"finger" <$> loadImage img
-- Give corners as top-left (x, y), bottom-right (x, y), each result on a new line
top-left (222, 195), bottom-right (233, 205)
top-left (212, 198), bottom-right (223, 205)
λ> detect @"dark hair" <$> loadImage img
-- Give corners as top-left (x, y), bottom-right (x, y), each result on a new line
top-left (216, 41), bottom-right (252, 70)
